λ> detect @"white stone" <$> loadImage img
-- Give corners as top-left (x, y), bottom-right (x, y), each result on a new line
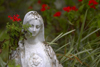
top-left (11, 11), bottom-right (63, 67)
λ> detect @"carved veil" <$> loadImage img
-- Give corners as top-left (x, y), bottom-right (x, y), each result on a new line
top-left (23, 11), bottom-right (45, 42)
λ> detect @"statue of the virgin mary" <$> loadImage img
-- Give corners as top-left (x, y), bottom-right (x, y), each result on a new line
top-left (11, 11), bottom-right (63, 67)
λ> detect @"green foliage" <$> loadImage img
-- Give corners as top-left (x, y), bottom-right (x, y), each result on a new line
top-left (0, 21), bottom-right (31, 67)
top-left (0, 0), bottom-right (100, 67)
top-left (8, 59), bottom-right (21, 67)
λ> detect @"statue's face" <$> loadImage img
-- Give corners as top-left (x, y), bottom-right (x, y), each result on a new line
top-left (28, 20), bottom-right (41, 36)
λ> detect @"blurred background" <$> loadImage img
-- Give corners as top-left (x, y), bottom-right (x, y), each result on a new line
top-left (0, 0), bottom-right (100, 67)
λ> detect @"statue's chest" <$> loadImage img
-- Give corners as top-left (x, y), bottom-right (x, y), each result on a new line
top-left (24, 43), bottom-right (51, 67)
top-left (25, 43), bottom-right (47, 58)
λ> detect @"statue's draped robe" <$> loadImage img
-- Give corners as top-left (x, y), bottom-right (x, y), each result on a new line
top-left (11, 42), bottom-right (63, 67)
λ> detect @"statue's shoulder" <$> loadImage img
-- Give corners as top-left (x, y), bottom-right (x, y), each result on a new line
top-left (43, 41), bottom-right (54, 57)
top-left (43, 41), bottom-right (53, 54)
top-left (43, 41), bottom-right (63, 67)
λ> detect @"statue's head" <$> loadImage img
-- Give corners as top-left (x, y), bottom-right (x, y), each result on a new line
top-left (23, 11), bottom-right (45, 42)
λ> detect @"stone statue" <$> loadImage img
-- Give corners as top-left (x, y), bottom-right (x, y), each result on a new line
top-left (11, 11), bottom-right (63, 67)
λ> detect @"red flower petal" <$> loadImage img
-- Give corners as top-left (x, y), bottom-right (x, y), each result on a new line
top-left (88, 0), bottom-right (98, 9)
top-left (90, 5), bottom-right (96, 9)
top-left (18, 18), bottom-right (21, 21)
top-left (16, 14), bottom-right (19, 17)
top-left (10, 17), bottom-right (13, 20)
top-left (13, 15), bottom-right (16, 18)
top-left (88, 0), bottom-right (98, 5)
top-left (41, 4), bottom-right (50, 11)
top-left (28, 6), bottom-right (33, 9)
top-left (41, 7), bottom-right (46, 11)
top-left (38, 0), bottom-right (41, 4)
top-left (8, 15), bottom-right (11, 18)
top-left (93, 1), bottom-right (98, 5)
top-left (53, 11), bottom-right (61, 17)
top-left (42, 4), bottom-right (47, 8)
top-left (8, 14), bottom-right (21, 22)
top-left (71, 6), bottom-right (78, 11)
top-left (63, 7), bottom-right (71, 12)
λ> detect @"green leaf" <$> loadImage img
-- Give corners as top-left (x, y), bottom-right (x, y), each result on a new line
top-left (0, 57), bottom-right (6, 67)
top-left (16, 64), bottom-right (21, 67)
top-left (97, 20), bottom-right (100, 28)
top-left (0, 6), bottom-right (5, 12)
top-left (78, 4), bottom-right (85, 12)
top-left (77, 9), bottom-right (88, 49)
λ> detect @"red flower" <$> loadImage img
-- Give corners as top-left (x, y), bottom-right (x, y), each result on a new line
top-left (28, 6), bottom-right (33, 9)
top-left (88, 0), bottom-right (98, 5)
top-left (78, 0), bottom-right (82, 2)
top-left (41, 4), bottom-right (50, 11)
top-left (38, 0), bottom-right (41, 4)
top-left (63, 6), bottom-right (78, 12)
top-left (71, 6), bottom-right (78, 11)
top-left (8, 14), bottom-right (21, 22)
top-left (41, 7), bottom-right (46, 11)
top-left (16, 14), bottom-right (19, 17)
top-left (8, 15), bottom-right (11, 18)
top-left (53, 11), bottom-right (61, 17)
top-left (8, 15), bottom-right (13, 20)
top-left (42, 4), bottom-right (47, 7)
top-left (88, 0), bottom-right (98, 9)
top-left (90, 5), bottom-right (96, 9)
top-left (63, 7), bottom-right (71, 12)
